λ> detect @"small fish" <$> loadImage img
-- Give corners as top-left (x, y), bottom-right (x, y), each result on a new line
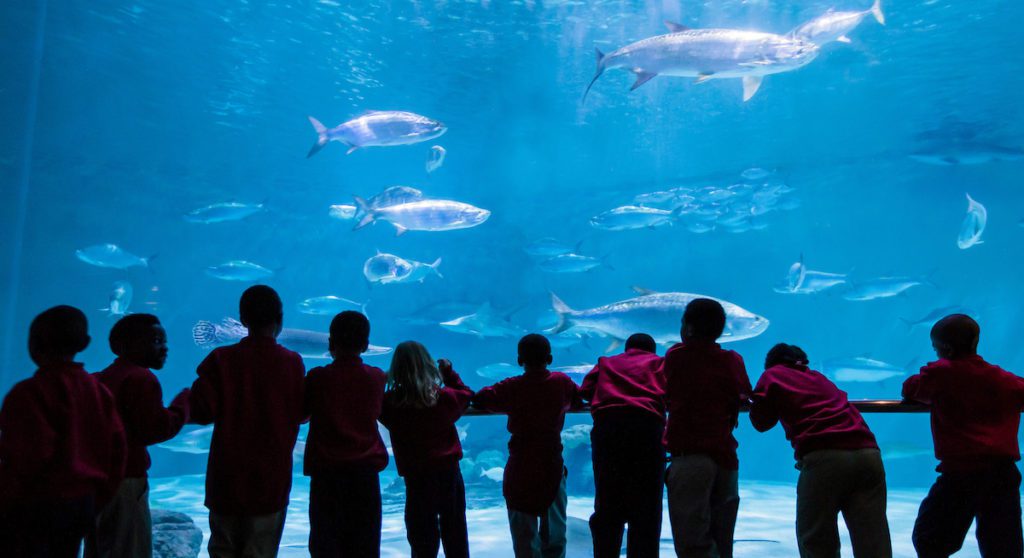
top-left (480, 467), bottom-right (504, 482)
top-left (328, 204), bottom-right (358, 220)
top-left (909, 144), bottom-right (1024, 165)
top-left (740, 167), bottom-right (773, 181)
top-left (101, 280), bottom-right (133, 316)
top-left (307, 111), bottom-right (446, 157)
top-left (183, 202), bottom-right (264, 224)
top-left (440, 303), bottom-right (525, 339)
top-left (353, 198), bottom-right (490, 236)
top-left (842, 276), bottom-right (926, 301)
top-left (76, 244), bottom-right (151, 269)
top-left (537, 254), bottom-right (608, 273)
top-left (205, 261), bottom-right (274, 281)
top-left (900, 306), bottom-right (973, 329)
top-left (363, 252), bottom-right (442, 284)
top-left (822, 357), bottom-right (904, 383)
top-left (192, 317), bottom-right (392, 358)
top-left (773, 256), bottom-right (847, 294)
top-left (878, 442), bottom-right (933, 461)
top-left (790, 0), bottom-right (885, 46)
top-left (958, 193), bottom-right (987, 249)
top-left (590, 205), bottom-right (680, 231)
top-left (426, 145), bottom-right (446, 173)
top-left (297, 296), bottom-right (363, 316)
top-left (524, 238), bottom-right (577, 258)
top-left (476, 363), bottom-right (520, 380)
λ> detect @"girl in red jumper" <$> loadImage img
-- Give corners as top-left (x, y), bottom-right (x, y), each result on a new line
top-left (380, 341), bottom-right (473, 558)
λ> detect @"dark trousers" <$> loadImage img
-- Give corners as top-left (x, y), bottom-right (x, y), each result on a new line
top-left (0, 494), bottom-right (96, 558)
top-left (309, 470), bottom-right (383, 558)
top-left (208, 508), bottom-right (287, 558)
top-left (404, 465), bottom-right (470, 558)
top-left (796, 449), bottom-right (892, 558)
top-left (665, 454), bottom-right (739, 558)
top-left (912, 462), bottom-right (1023, 558)
top-left (590, 409), bottom-right (665, 558)
top-left (89, 477), bottom-right (153, 558)
top-left (508, 473), bottom-right (568, 558)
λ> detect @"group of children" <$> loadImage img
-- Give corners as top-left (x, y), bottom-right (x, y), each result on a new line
top-left (0, 285), bottom-right (1021, 558)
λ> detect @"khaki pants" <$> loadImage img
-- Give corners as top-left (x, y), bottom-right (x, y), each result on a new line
top-left (796, 449), bottom-right (891, 558)
top-left (208, 509), bottom-right (286, 558)
top-left (90, 477), bottom-right (152, 558)
top-left (665, 454), bottom-right (739, 558)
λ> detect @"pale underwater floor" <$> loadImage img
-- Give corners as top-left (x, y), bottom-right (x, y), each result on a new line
top-left (149, 475), bottom-right (984, 557)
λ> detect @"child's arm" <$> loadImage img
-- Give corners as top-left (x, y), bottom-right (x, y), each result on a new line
top-left (471, 381), bottom-right (508, 412)
top-left (127, 375), bottom-right (190, 446)
top-left (188, 352), bottom-right (221, 425)
top-left (438, 359), bottom-right (474, 419)
top-left (578, 361), bottom-right (601, 403)
top-left (734, 354), bottom-right (753, 402)
top-left (748, 375), bottom-right (779, 432)
top-left (901, 365), bottom-right (934, 404)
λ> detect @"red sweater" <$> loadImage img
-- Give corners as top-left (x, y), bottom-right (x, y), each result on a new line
top-left (304, 356), bottom-right (388, 475)
top-left (0, 362), bottom-right (126, 509)
top-left (473, 369), bottom-right (582, 514)
top-left (379, 368), bottom-right (472, 477)
top-left (580, 349), bottom-right (665, 420)
top-left (663, 341), bottom-right (751, 470)
top-left (189, 336), bottom-right (305, 515)
top-left (95, 358), bottom-right (190, 478)
top-left (903, 355), bottom-right (1024, 472)
top-left (750, 364), bottom-right (877, 459)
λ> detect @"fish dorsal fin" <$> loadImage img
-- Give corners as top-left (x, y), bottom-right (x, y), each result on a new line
top-left (664, 20), bottom-right (690, 33)
top-left (631, 285), bottom-right (659, 295)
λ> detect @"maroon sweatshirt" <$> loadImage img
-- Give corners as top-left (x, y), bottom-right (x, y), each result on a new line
top-left (304, 355), bottom-right (388, 475)
top-left (750, 364), bottom-right (877, 460)
top-left (0, 362), bottom-right (126, 510)
top-left (379, 368), bottom-right (472, 478)
top-left (95, 358), bottom-right (190, 478)
top-left (189, 336), bottom-right (305, 515)
top-left (663, 340), bottom-right (751, 470)
top-left (473, 369), bottom-right (582, 515)
top-left (580, 348), bottom-right (665, 420)
top-left (903, 355), bottom-right (1024, 472)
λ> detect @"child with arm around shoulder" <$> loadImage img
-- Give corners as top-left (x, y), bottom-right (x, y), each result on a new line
top-left (380, 341), bottom-right (473, 558)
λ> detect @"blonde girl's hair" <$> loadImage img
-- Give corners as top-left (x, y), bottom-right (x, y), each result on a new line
top-left (387, 340), bottom-right (441, 409)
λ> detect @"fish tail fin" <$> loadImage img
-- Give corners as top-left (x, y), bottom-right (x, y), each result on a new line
top-left (192, 321), bottom-right (218, 347)
top-left (431, 258), bottom-right (444, 279)
top-left (548, 292), bottom-right (575, 334)
top-left (307, 116), bottom-right (331, 158)
top-left (870, 0), bottom-right (885, 25)
top-left (582, 48), bottom-right (606, 104)
top-left (353, 196), bottom-right (375, 230)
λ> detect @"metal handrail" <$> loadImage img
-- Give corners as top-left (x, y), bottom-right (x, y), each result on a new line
top-left (463, 399), bottom-right (930, 416)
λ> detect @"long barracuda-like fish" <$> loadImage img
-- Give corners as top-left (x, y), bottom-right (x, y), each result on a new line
top-left (584, 22), bottom-right (819, 102)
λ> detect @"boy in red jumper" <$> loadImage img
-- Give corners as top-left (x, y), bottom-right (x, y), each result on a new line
top-left (580, 333), bottom-right (665, 558)
top-left (0, 305), bottom-right (126, 558)
top-left (902, 314), bottom-right (1024, 557)
top-left (750, 343), bottom-right (891, 558)
top-left (189, 286), bottom-right (306, 558)
top-left (304, 311), bottom-right (388, 558)
top-left (92, 313), bottom-right (190, 558)
top-left (474, 334), bottom-right (582, 558)
top-left (663, 298), bottom-right (751, 558)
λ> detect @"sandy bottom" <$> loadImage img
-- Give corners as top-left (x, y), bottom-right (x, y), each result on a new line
top-left (150, 475), bottom-right (982, 557)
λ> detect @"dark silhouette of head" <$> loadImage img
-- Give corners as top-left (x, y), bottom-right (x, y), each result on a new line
top-left (239, 285), bottom-right (283, 336)
top-left (765, 343), bottom-right (809, 370)
top-left (109, 313), bottom-right (168, 370)
top-left (682, 298), bottom-right (726, 342)
top-left (330, 311), bottom-right (370, 356)
top-left (28, 305), bottom-right (90, 366)
top-left (931, 314), bottom-right (980, 359)
top-left (625, 333), bottom-right (657, 354)
top-left (518, 333), bottom-right (552, 369)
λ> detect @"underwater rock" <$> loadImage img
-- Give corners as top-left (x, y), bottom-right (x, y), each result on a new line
top-left (151, 509), bottom-right (203, 558)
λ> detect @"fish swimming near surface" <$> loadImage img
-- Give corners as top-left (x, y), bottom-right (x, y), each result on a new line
top-left (101, 280), bottom-right (133, 316)
top-left (297, 295), bottom-right (364, 316)
top-left (76, 244), bottom-right (151, 269)
top-left (842, 276), bottom-right (928, 301)
top-left (192, 317), bottom-right (392, 359)
top-left (183, 201), bottom-right (265, 224)
top-left (590, 205), bottom-right (681, 231)
top-left (909, 143), bottom-right (1024, 165)
top-left (958, 193), bottom-right (987, 249)
top-left (549, 287), bottom-right (769, 350)
top-left (789, 0), bottom-right (885, 46)
top-left (353, 198), bottom-right (491, 236)
top-left (524, 238), bottom-right (578, 258)
top-left (440, 303), bottom-right (525, 339)
top-left (363, 252), bottom-right (442, 284)
top-left (205, 260), bottom-right (274, 281)
top-left (583, 23), bottom-right (819, 102)
top-left (426, 145), bottom-right (446, 173)
top-left (822, 357), bottom-right (904, 383)
top-left (307, 111), bottom-right (446, 157)
top-left (537, 253), bottom-right (609, 273)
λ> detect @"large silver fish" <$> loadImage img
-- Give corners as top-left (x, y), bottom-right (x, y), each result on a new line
top-left (440, 303), bottom-right (525, 339)
top-left (958, 193), bottom-right (987, 250)
top-left (548, 287), bottom-right (769, 348)
top-left (192, 317), bottom-right (392, 359)
top-left (76, 244), bottom-right (151, 269)
top-left (842, 276), bottom-right (927, 301)
top-left (307, 111), bottom-right (446, 157)
top-left (590, 205), bottom-right (680, 231)
top-left (790, 0), bottom-right (885, 46)
top-left (584, 23), bottom-right (819, 102)
top-left (205, 260), bottom-right (274, 281)
top-left (353, 198), bottom-right (490, 236)
top-left (822, 357), bottom-right (904, 383)
top-left (183, 202), bottom-right (265, 224)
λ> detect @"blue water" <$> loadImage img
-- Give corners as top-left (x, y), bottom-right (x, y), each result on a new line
top-left (2, 0), bottom-right (1023, 555)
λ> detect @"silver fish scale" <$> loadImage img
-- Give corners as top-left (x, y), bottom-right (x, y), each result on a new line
top-left (616, 28), bottom-right (781, 58)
